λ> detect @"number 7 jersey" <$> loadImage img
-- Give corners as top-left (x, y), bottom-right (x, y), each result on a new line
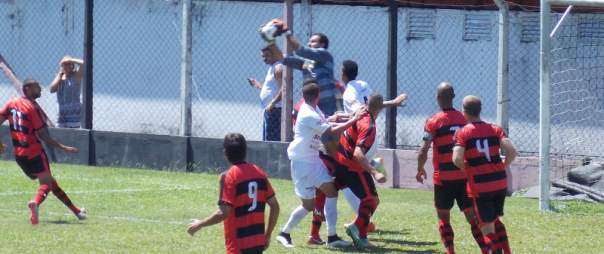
top-left (218, 162), bottom-right (275, 254)
top-left (454, 122), bottom-right (507, 198)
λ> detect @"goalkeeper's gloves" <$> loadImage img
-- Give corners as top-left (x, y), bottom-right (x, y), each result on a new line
top-left (270, 19), bottom-right (292, 37)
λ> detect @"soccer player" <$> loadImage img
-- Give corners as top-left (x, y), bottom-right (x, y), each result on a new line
top-left (452, 95), bottom-right (517, 254)
top-left (276, 80), bottom-right (365, 248)
top-left (334, 93), bottom-right (387, 249)
top-left (416, 82), bottom-right (488, 254)
top-left (187, 133), bottom-right (280, 254)
top-left (339, 59), bottom-right (406, 228)
top-left (0, 78), bottom-right (85, 225)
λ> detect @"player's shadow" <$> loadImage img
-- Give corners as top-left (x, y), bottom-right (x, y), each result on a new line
top-left (323, 243), bottom-right (442, 253)
top-left (48, 220), bottom-right (84, 225)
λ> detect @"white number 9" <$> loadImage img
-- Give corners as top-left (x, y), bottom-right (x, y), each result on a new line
top-left (248, 181), bottom-right (258, 211)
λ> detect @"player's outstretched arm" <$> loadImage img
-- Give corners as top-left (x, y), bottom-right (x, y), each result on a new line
top-left (325, 107), bottom-right (367, 136)
top-left (36, 128), bottom-right (78, 154)
top-left (187, 204), bottom-right (230, 236)
top-left (284, 33), bottom-right (300, 52)
top-left (264, 196), bottom-right (280, 251)
top-left (382, 93), bottom-right (408, 108)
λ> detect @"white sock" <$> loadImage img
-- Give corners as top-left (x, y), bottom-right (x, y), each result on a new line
top-left (282, 205), bottom-right (310, 233)
top-left (342, 188), bottom-right (360, 215)
top-left (324, 197), bottom-right (338, 236)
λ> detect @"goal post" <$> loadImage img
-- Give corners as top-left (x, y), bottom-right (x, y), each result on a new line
top-left (539, 0), bottom-right (604, 211)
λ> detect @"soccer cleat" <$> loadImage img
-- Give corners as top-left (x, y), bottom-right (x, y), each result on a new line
top-left (344, 217), bottom-right (376, 233)
top-left (76, 207), bottom-right (87, 220)
top-left (276, 232), bottom-right (294, 248)
top-left (346, 224), bottom-right (364, 249)
top-left (307, 235), bottom-right (325, 245)
top-left (28, 201), bottom-right (39, 225)
top-left (361, 238), bottom-right (376, 248)
top-left (326, 235), bottom-right (352, 248)
top-left (367, 222), bottom-right (376, 232)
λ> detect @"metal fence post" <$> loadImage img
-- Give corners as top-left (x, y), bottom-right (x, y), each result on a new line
top-left (180, 0), bottom-right (192, 137)
top-left (494, 0), bottom-right (510, 137)
top-left (281, 0), bottom-right (294, 142)
top-left (386, 0), bottom-right (398, 149)
top-left (82, 0), bottom-right (94, 130)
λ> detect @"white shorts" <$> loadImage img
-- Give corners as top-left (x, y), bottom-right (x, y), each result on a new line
top-left (290, 160), bottom-right (334, 199)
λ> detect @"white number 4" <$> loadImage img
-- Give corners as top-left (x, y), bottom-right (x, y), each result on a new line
top-left (247, 181), bottom-right (258, 211)
top-left (476, 139), bottom-right (491, 162)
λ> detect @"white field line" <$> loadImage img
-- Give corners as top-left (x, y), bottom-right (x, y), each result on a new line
top-left (0, 208), bottom-right (188, 225)
top-left (0, 186), bottom-right (203, 196)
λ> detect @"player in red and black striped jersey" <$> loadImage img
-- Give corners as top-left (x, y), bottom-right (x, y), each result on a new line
top-left (187, 133), bottom-right (280, 254)
top-left (416, 82), bottom-right (488, 254)
top-left (453, 95), bottom-right (517, 254)
top-left (0, 78), bottom-right (84, 226)
top-left (333, 93), bottom-right (386, 249)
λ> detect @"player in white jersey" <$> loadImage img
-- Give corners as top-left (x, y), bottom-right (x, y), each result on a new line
top-left (276, 79), bottom-right (366, 248)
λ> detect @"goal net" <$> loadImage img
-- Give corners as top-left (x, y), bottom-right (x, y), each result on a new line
top-left (540, 0), bottom-right (604, 210)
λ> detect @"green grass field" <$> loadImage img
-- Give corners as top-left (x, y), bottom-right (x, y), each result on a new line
top-left (1, 160), bottom-right (603, 253)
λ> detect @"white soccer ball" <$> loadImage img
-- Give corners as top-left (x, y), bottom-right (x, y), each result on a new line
top-left (260, 21), bottom-right (278, 41)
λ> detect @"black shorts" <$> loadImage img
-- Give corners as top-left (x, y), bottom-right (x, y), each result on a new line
top-left (473, 189), bottom-right (507, 226)
top-left (434, 180), bottom-right (473, 212)
top-left (334, 166), bottom-right (378, 201)
top-left (16, 153), bottom-right (51, 180)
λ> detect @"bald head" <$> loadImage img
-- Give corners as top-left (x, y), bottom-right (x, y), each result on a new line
top-left (367, 93), bottom-right (384, 112)
top-left (462, 95), bottom-right (482, 118)
top-left (437, 82), bottom-right (455, 101)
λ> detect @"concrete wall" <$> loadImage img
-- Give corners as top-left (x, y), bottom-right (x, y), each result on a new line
top-left (1, 126), bottom-right (577, 193)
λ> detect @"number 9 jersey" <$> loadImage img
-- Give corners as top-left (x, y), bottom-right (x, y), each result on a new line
top-left (218, 162), bottom-right (275, 254)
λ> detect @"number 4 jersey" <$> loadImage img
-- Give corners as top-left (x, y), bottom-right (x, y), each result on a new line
top-left (454, 122), bottom-right (507, 198)
top-left (218, 162), bottom-right (275, 254)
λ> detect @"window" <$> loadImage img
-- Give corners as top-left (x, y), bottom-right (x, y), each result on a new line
top-left (463, 12), bottom-right (493, 41)
top-left (520, 14), bottom-right (540, 42)
top-left (406, 9), bottom-right (436, 40)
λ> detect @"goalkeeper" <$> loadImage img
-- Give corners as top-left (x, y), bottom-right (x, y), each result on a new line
top-left (261, 19), bottom-right (342, 159)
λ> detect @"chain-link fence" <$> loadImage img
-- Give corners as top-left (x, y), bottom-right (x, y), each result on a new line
top-left (1, 0), bottom-right (602, 161)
